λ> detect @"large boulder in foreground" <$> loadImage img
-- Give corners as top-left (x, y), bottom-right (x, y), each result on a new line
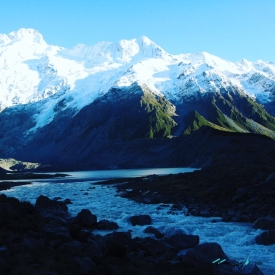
top-left (184, 242), bottom-right (229, 267)
top-left (76, 209), bottom-right (97, 227)
top-left (129, 214), bottom-right (152, 226)
top-left (35, 195), bottom-right (68, 218)
top-left (183, 242), bottom-right (264, 275)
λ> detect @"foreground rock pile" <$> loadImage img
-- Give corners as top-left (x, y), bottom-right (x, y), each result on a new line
top-left (0, 194), bottom-right (264, 275)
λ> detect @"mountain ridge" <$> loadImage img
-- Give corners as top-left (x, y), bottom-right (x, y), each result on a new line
top-left (0, 28), bottom-right (275, 169)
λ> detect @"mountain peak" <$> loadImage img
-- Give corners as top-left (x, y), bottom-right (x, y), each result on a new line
top-left (5, 28), bottom-right (46, 46)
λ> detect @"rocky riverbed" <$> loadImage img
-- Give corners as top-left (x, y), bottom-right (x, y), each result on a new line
top-left (0, 193), bottom-right (266, 275)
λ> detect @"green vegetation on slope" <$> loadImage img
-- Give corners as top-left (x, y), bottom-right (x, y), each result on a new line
top-left (180, 88), bottom-right (275, 139)
top-left (106, 84), bottom-right (177, 140)
top-left (182, 111), bottom-right (231, 135)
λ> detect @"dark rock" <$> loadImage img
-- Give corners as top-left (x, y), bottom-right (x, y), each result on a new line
top-left (106, 231), bottom-right (132, 246)
top-left (58, 240), bottom-right (102, 260)
top-left (183, 242), bottom-right (229, 269)
top-left (129, 214), bottom-right (152, 226)
top-left (0, 202), bottom-right (18, 217)
top-left (0, 194), bottom-right (7, 201)
top-left (255, 230), bottom-right (275, 245)
top-left (18, 238), bottom-right (45, 252)
top-left (138, 237), bottom-right (177, 260)
top-left (244, 204), bottom-right (262, 214)
top-left (164, 232), bottom-right (199, 249)
top-left (97, 219), bottom-right (119, 230)
top-left (231, 194), bottom-right (244, 203)
top-left (236, 187), bottom-right (248, 196)
top-left (200, 209), bottom-right (211, 217)
top-left (35, 195), bottom-right (68, 218)
top-left (73, 256), bottom-right (95, 274)
top-left (76, 209), bottom-right (97, 227)
top-left (144, 226), bottom-right (164, 239)
top-left (43, 223), bottom-right (72, 246)
top-left (63, 198), bottom-right (73, 204)
top-left (0, 246), bottom-right (9, 256)
top-left (254, 217), bottom-right (275, 230)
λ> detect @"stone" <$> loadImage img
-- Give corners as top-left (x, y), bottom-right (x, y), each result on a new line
top-left (164, 232), bottom-right (199, 249)
top-left (73, 256), bottom-right (95, 274)
top-left (144, 226), bottom-right (164, 239)
top-left (76, 209), bottom-right (97, 227)
top-left (138, 237), bottom-right (177, 260)
top-left (255, 230), bottom-right (275, 245)
top-left (183, 242), bottom-right (229, 268)
top-left (129, 214), bottom-right (152, 226)
top-left (97, 219), bottom-right (119, 230)
top-left (35, 195), bottom-right (68, 218)
top-left (254, 217), bottom-right (275, 230)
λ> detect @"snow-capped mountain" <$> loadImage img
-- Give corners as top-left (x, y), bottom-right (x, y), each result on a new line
top-left (0, 28), bottom-right (275, 169)
top-left (1, 29), bottom-right (275, 125)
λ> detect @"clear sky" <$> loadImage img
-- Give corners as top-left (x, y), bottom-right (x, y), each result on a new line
top-left (0, 0), bottom-right (274, 62)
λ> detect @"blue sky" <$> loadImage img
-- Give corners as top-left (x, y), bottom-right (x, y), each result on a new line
top-left (0, 0), bottom-right (274, 62)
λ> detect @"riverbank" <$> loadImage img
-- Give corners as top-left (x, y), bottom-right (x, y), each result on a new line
top-left (0, 193), bottom-right (264, 275)
top-left (0, 173), bottom-right (69, 191)
top-left (99, 155), bottom-right (275, 224)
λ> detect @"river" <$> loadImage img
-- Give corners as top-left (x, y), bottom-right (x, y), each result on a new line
top-left (1, 168), bottom-right (274, 274)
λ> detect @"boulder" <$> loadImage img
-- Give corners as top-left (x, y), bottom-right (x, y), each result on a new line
top-left (73, 256), bottom-right (95, 274)
top-left (97, 219), bottom-right (119, 230)
top-left (183, 242), bottom-right (264, 274)
top-left (255, 230), bottom-right (275, 245)
top-left (129, 214), bottom-right (152, 226)
top-left (254, 217), bottom-right (275, 230)
top-left (138, 237), bottom-right (177, 261)
top-left (164, 232), bottom-right (199, 249)
top-left (144, 226), bottom-right (164, 239)
top-left (35, 195), bottom-right (68, 218)
top-left (76, 209), bottom-right (97, 227)
top-left (58, 240), bottom-right (102, 260)
top-left (183, 242), bottom-right (229, 267)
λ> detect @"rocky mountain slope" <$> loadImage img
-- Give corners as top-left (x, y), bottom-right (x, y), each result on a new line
top-left (0, 28), bottom-right (275, 169)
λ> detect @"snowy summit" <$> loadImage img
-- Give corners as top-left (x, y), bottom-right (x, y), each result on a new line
top-left (0, 28), bottom-right (275, 125)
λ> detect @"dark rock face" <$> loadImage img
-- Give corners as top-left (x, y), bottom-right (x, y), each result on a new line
top-left (255, 230), bottom-right (275, 245)
top-left (76, 209), bottom-right (97, 227)
top-left (254, 217), bottom-right (275, 230)
top-left (129, 214), bottom-right (152, 226)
